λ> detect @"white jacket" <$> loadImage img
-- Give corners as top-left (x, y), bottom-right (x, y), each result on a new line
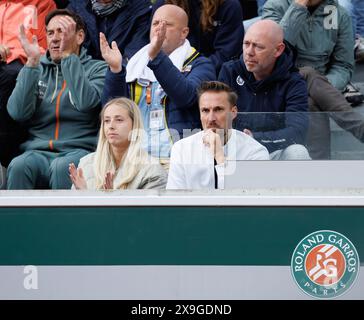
top-left (75, 152), bottom-right (167, 190)
top-left (166, 129), bottom-right (269, 189)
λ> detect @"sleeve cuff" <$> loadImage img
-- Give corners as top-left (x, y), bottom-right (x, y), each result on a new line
top-left (147, 51), bottom-right (167, 69)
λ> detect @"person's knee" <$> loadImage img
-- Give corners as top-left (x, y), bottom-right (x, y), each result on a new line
top-left (299, 66), bottom-right (317, 80)
top-left (7, 154), bottom-right (28, 177)
top-left (7, 152), bottom-right (46, 180)
top-left (0, 163), bottom-right (6, 189)
top-left (49, 156), bottom-right (73, 189)
top-left (282, 144), bottom-right (311, 160)
top-left (300, 67), bottom-right (328, 91)
top-left (7, 151), bottom-right (51, 189)
top-left (7, 153), bottom-right (32, 188)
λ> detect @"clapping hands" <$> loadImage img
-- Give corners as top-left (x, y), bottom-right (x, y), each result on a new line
top-left (148, 20), bottom-right (167, 60)
top-left (69, 163), bottom-right (115, 190)
top-left (18, 24), bottom-right (41, 67)
top-left (103, 171), bottom-right (114, 190)
top-left (100, 32), bottom-right (122, 73)
top-left (69, 163), bottom-right (87, 190)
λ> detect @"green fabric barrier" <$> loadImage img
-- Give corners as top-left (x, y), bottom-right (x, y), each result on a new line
top-left (0, 206), bottom-right (363, 265)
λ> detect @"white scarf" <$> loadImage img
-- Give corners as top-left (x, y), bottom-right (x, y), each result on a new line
top-left (126, 39), bottom-right (194, 84)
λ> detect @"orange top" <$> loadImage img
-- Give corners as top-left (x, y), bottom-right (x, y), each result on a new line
top-left (0, 0), bottom-right (56, 64)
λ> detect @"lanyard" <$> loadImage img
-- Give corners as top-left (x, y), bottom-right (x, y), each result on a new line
top-left (146, 85), bottom-right (152, 106)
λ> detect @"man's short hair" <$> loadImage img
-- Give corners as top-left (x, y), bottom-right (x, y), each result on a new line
top-left (197, 81), bottom-right (238, 107)
top-left (45, 9), bottom-right (86, 33)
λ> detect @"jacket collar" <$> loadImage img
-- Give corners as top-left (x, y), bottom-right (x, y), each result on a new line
top-left (40, 46), bottom-right (91, 66)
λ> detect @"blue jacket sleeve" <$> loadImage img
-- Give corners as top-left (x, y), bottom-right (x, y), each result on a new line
top-left (253, 77), bottom-right (309, 153)
top-left (218, 62), bottom-right (235, 89)
top-left (147, 51), bottom-right (216, 110)
top-left (101, 68), bottom-right (129, 106)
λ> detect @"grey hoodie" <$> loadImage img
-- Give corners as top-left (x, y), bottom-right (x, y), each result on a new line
top-left (263, 0), bottom-right (354, 91)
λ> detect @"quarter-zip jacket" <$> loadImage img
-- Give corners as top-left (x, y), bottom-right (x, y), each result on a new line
top-left (0, 0), bottom-right (56, 64)
top-left (218, 46), bottom-right (308, 153)
top-left (7, 47), bottom-right (108, 152)
top-left (262, 0), bottom-right (354, 91)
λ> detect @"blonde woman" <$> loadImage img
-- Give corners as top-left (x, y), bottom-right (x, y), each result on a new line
top-left (69, 97), bottom-right (167, 190)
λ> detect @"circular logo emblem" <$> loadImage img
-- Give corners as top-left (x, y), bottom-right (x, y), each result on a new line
top-left (291, 230), bottom-right (360, 299)
top-left (236, 76), bottom-right (244, 86)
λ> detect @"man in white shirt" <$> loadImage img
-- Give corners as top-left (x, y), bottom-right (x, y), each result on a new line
top-left (167, 81), bottom-right (269, 189)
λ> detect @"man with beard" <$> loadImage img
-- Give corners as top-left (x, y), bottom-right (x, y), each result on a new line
top-left (101, 4), bottom-right (215, 169)
top-left (166, 81), bottom-right (269, 190)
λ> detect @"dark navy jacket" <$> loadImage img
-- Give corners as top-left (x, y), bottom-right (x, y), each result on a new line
top-left (152, 0), bottom-right (244, 73)
top-left (102, 51), bottom-right (216, 138)
top-left (218, 46), bottom-right (308, 153)
top-left (68, 0), bottom-right (152, 61)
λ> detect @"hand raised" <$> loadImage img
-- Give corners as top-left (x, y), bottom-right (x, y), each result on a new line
top-left (103, 171), bottom-right (115, 190)
top-left (69, 163), bottom-right (87, 190)
top-left (18, 24), bottom-right (41, 66)
top-left (100, 32), bottom-right (122, 73)
top-left (202, 129), bottom-right (225, 164)
top-left (57, 15), bottom-right (78, 58)
top-left (148, 20), bottom-right (166, 60)
top-left (0, 44), bottom-right (11, 62)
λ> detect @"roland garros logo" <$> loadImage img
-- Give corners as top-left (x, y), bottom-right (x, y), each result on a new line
top-left (291, 230), bottom-right (360, 299)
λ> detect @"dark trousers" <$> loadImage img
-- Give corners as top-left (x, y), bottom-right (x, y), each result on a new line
top-left (300, 67), bottom-right (364, 159)
top-left (0, 60), bottom-right (27, 167)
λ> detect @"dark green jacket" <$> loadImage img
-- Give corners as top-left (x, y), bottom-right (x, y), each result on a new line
top-left (7, 47), bottom-right (107, 152)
